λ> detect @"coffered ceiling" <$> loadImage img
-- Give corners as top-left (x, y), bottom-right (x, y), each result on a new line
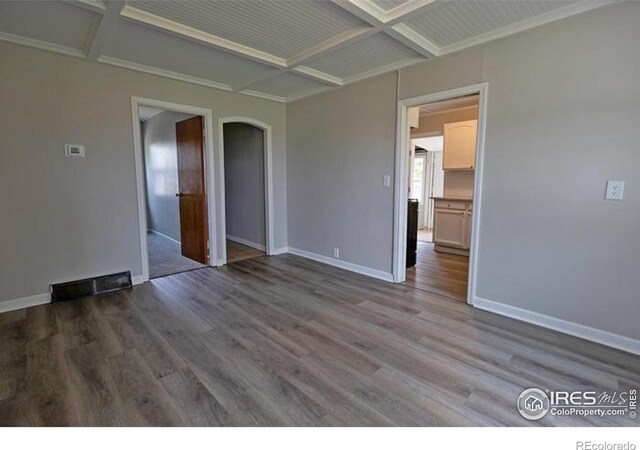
top-left (0, 0), bottom-right (613, 103)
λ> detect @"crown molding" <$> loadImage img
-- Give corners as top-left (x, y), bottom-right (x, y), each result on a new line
top-left (0, 31), bottom-right (86, 58)
top-left (100, 56), bottom-right (289, 102)
top-left (285, 85), bottom-right (336, 103)
top-left (98, 55), bottom-right (234, 91)
top-left (292, 66), bottom-right (342, 86)
top-left (238, 89), bottom-right (287, 103)
top-left (7, 0), bottom-right (624, 105)
top-left (341, 56), bottom-right (425, 86)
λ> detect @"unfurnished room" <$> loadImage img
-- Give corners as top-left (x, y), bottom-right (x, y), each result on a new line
top-left (0, 0), bottom-right (639, 444)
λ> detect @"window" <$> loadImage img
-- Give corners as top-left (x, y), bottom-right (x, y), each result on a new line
top-left (413, 154), bottom-right (426, 203)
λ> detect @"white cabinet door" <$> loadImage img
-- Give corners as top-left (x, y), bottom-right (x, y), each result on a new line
top-left (443, 119), bottom-right (477, 170)
top-left (463, 211), bottom-right (472, 249)
top-left (433, 209), bottom-right (467, 248)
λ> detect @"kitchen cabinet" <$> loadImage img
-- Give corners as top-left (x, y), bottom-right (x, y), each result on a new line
top-left (408, 107), bottom-right (420, 128)
top-left (443, 119), bottom-right (477, 170)
top-left (432, 198), bottom-right (472, 255)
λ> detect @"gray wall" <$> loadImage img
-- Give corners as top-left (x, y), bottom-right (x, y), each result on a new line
top-left (287, 2), bottom-right (640, 340)
top-left (223, 123), bottom-right (266, 247)
top-left (0, 40), bottom-right (287, 303)
top-left (142, 111), bottom-right (195, 242)
top-left (287, 72), bottom-right (398, 273)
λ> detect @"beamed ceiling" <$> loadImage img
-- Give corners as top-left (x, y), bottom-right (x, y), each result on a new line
top-left (0, 0), bottom-right (614, 103)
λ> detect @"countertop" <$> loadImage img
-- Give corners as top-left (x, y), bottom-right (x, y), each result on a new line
top-left (431, 196), bottom-right (473, 202)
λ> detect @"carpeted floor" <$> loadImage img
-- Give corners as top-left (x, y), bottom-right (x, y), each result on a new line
top-left (147, 231), bottom-right (205, 279)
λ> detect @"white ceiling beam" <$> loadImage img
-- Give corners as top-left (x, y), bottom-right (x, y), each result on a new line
top-left (330, 0), bottom-right (439, 58)
top-left (85, 0), bottom-right (125, 60)
top-left (233, 0), bottom-right (442, 92)
top-left (386, 24), bottom-right (439, 58)
top-left (383, 0), bottom-right (439, 25)
top-left (71, 0), bottom-right (106, 14)
top-left (120, 5), bottom-right (287, 68)
top-left (330, 0), bottom-right (385, 26)
top-left (286, 24), bottom-right (375, 67)
top-left (231, 25), bottom-right (376, 92)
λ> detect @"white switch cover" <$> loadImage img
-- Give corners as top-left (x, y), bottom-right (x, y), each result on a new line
top-left (383, 175), bottom-right (391, 187)
top-left (605, 180), bottom-right (624, 200)
top-left (333, 248), bottom-right (340, 259)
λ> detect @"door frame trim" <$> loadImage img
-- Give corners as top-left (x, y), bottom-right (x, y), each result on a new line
top-left (218, 117), bottom-right (275, 264)
top-left (392, 82), bottom-right (488, 305)
top-left (131, 96), bottom-right (217, 282)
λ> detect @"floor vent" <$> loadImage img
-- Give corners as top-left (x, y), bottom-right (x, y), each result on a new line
top-left (51, 271), bottom-right (132, 303)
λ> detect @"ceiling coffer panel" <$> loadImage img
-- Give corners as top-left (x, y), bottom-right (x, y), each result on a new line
top-left (404, 0), bottom-right (577, 47)
top-left (249, 72), bottom-right (330, 99)
top-left (370, 0), bottom-right (412, 12)
top-left (103, 21), bottom-right (277, 86)
top-left (0, 0), bottom-right (97, 51)
top-left (305, 33), bottom-right (422, 79)
top-left (129, 0), bottom-right (366, 59)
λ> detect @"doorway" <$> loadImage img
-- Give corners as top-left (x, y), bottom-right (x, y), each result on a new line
top-left (223, 122), bottom-right (266, 263)
top-left (132, 97), bottom-right (216, 282)
top-left (394, 83), bottom-right (487, 304)
top-left (218, 117), bottom-right (275, 265)
top-left (140, 110), bottom-right (208, 278)
top-left (411, 135), bottom-right (445, 243)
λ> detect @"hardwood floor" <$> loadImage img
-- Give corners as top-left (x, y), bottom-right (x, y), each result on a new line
top-left (226, 240), bottom-right (265, 263)
top-left (1, 254), bottom-right (638, 426)
top-left (406, 241), bottom-right (469, 302)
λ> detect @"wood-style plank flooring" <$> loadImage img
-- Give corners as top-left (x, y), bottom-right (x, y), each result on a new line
top-left (226, 240), bottom-right (265, 263)
top-left (406, 241), bottom-right (469, 302)
top-left (1, 254), bottom-right (638, 426)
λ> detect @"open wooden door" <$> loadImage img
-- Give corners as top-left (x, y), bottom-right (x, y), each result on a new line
top-left (176, 116), bottom-right (209, 264)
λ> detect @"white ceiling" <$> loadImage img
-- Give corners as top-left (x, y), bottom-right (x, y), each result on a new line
top-left (0, 0), bottom-right (613, 103)
top-left (419, 94), bottom-right (479, 114)
top-left (138, 106), bottom-right (164, 122)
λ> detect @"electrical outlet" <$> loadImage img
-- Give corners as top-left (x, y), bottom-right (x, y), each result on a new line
top-left (333, 248), bottom-right (340, 259)
top-left (605, 180), bottom-right (625, 200)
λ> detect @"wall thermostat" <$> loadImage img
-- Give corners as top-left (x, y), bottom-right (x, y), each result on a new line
top-left (65, 144), bottom-right (85, 158)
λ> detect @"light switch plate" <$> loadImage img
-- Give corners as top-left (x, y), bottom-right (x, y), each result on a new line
top-left (605, 180), bottom-right (624, 200)
top-left (383, 175), bottom-right (391, 187)
top-left (65, 144), bottom-right (85, 158)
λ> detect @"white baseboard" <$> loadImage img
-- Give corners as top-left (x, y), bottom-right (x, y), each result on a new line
top-left (473, 296), bottom-right (640, 356)
top-left (226, 235), bottom-right (266, 251)
top-left (148, 229), bottom-right (181, 245)
top-left (287, 247), bottom-right (394, 283)
top-left (270, 247), bottom-right (289, 255)
top-left (0, 292), bottom-right (51, 314)
top-left (132, 275), bottom-right (147, 285)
